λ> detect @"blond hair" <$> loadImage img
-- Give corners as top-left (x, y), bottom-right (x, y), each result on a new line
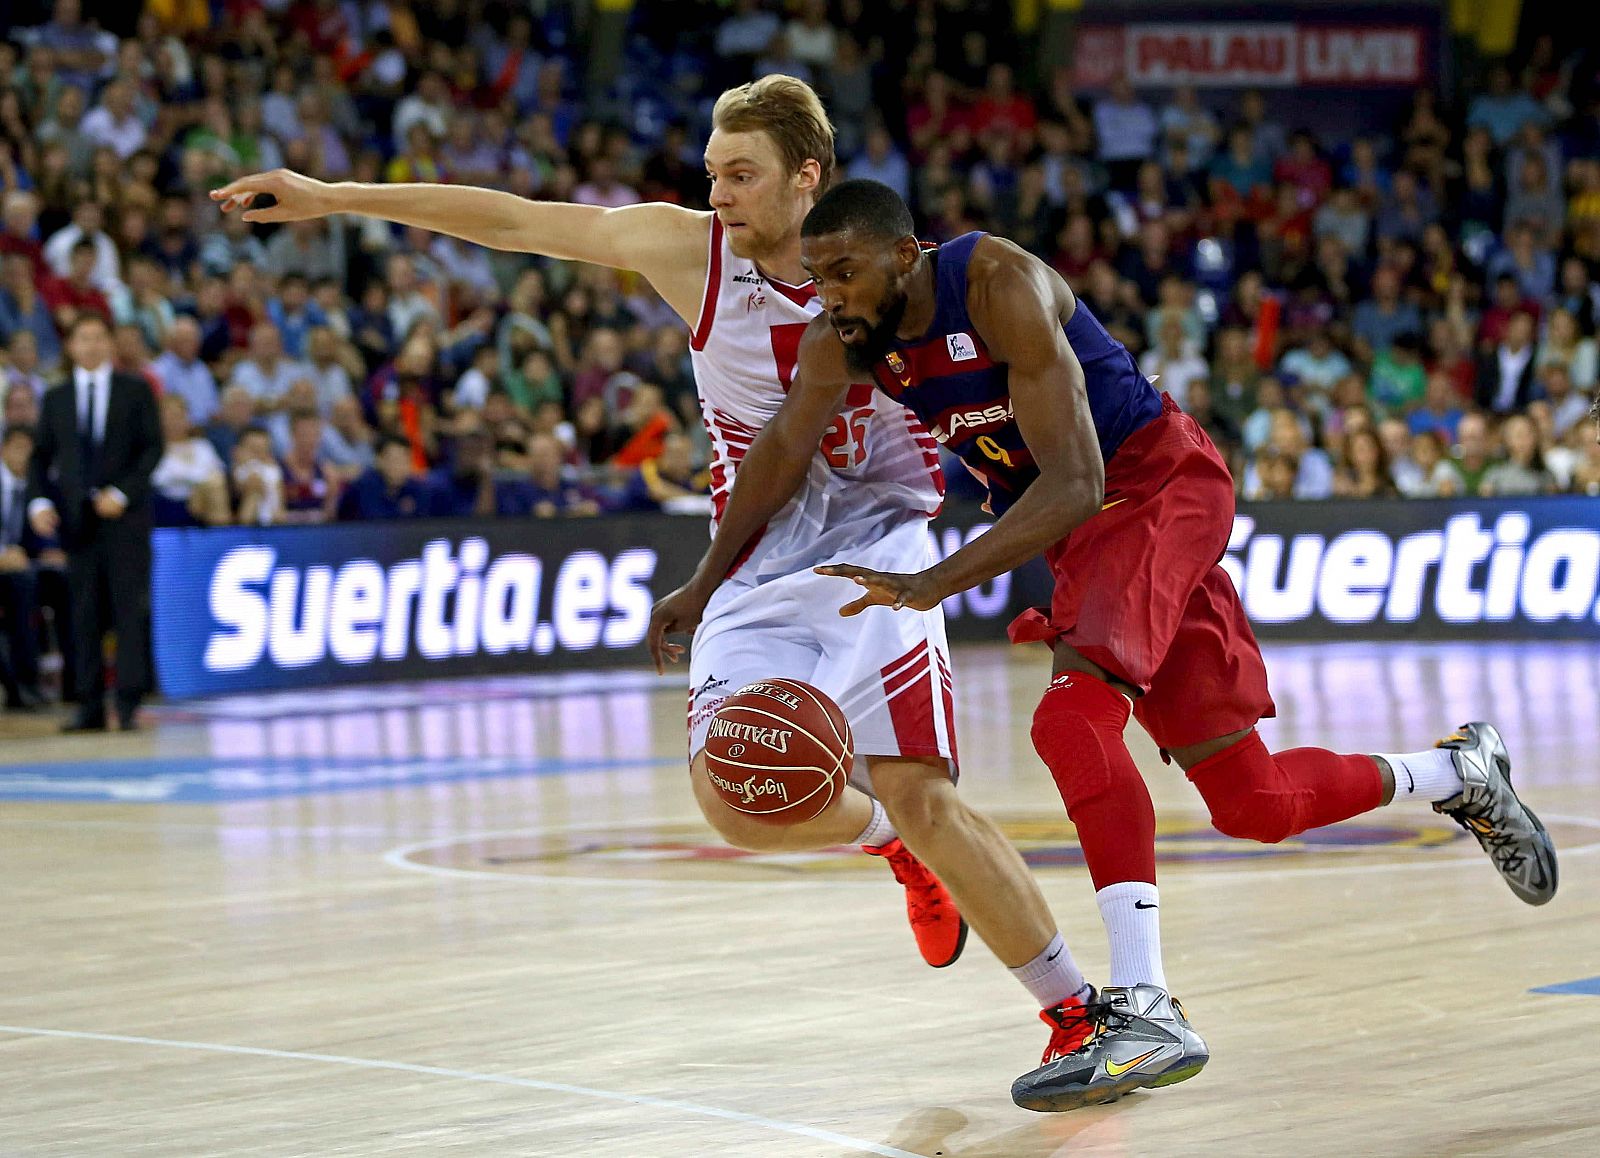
top-left (711, 75), bottom-right (835, 192)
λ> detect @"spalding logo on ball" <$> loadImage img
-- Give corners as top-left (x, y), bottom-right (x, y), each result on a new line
top-left (704, 678), bottom-right (852, 825)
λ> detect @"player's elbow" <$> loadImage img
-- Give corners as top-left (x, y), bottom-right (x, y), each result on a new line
top-left (1036, 471), bottom-right (1103, 534)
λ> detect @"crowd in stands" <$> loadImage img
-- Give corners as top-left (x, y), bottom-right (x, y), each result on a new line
top-left (1, 0), bottom-right (1599, 539)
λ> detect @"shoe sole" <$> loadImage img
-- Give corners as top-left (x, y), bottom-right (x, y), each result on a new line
top-left (1466, 727), bottom-right (1559, 906)
top-left (926, 917), bottom-right (969, 969)
top-left (1013, 1055), bottom-right (1209, 1112)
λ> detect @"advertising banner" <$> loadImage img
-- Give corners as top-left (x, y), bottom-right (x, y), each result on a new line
top-left (1071, 23), bottom-right (1427, 89)
top-left (152, 497), bottom-right (1600, 699)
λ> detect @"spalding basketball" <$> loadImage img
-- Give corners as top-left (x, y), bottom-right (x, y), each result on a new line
top-left (703, 678), bottom-right (852, 826)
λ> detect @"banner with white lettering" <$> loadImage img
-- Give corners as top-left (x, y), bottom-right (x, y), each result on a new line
top-left (151, 498), bottom-right (1600, 698)
top-left (1072, 22), bottom-right (1428, 88)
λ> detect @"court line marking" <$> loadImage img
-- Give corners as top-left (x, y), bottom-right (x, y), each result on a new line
top-left (380, 813), bottom-right (1600, 890)
top-left (0, 1023), bottom-right (922, 1158)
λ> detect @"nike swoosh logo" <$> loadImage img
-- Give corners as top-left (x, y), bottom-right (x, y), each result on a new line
top-left (1101, 497), bottom-right (1128, 511)
top-left (1134, 900), bottom-right (1157, 910)
top-left (1104, 1047), bottom-right (1163, 1077)
top-left (899, 377), bottom-right (912, 388)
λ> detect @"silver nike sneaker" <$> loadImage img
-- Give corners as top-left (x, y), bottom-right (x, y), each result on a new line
top-left (1434, 722), bottom-right (1558, 906)
top-left (1011, 984), bottom-right (1209, 1112)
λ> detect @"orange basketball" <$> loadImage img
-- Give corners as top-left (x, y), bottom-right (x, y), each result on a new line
top-left (703, 679), bottom-right (853, 826)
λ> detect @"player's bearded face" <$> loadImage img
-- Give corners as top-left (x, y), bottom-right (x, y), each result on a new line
top-left (836, 287), bottom-right (908, 374)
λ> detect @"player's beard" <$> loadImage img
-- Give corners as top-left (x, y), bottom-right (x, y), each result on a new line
top-left (839, 292), bottom-right (909, 374)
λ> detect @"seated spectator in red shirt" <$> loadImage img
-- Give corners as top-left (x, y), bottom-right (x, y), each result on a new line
top-left (906, 71), bottom-right (971, 163)
top-left (0, 191), bottom-right (45, 278)
top-left (1477, 272), bottom-right (1543, 352)
top-left (608, 382), bottom-right (678, 468)
top-left (1273, 129), bottom-right (1332, 209)
top-left (40, 239), bottom-right (111, 331)
top-left (970, 64), bottom-right (1036, 150)
top-left (496, 432), bottom-right (601, 518)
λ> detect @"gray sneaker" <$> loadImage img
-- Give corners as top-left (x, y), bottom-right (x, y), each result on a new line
top-left (1434, 722), bottom-right (1558, 906)
top-left (1011, 984), bottom-right (1209, 1112)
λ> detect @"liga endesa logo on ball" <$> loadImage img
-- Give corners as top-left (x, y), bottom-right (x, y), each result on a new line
top-left (702, 679), bottom-right (852, 826)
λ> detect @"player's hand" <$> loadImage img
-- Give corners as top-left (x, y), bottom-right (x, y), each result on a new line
top-left (210, 169), bottom-right (336, 223)
top-left (648, 579), bottom-right (715, 674)
top-left (813, 564), bottom-right (942, 617)
top-left (93, 491), bottom-right (126, 520)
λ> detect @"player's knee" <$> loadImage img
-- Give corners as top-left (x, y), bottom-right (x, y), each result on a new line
top-left (1030, 674), bottom-right (1132, 803)
top-left (877, 776), bottom-right (960, 843)
top-left (1201, 787), bottom-right (1299, 844)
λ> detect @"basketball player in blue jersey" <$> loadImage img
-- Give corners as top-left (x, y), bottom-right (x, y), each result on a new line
top-left (679, 179), bottom-right (1557, 1111)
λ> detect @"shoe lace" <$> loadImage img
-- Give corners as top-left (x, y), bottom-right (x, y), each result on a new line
top-left (876, 844), bottom-right (945, 927)
top-left (1041, 999), bottom-right (1107, 1063)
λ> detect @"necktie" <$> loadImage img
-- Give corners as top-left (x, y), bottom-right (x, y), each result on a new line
top-left (80, 374), bottom-right (100, 487)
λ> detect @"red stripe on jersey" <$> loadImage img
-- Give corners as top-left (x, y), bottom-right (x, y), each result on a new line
top-left (764, 277), bottom-right (817, 309)
top-left (690, 217), bottom-right (724, 352)
top-left (881, 642), bottom-right (939, 756)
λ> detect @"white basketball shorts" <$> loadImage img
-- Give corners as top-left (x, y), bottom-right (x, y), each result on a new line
top-left (686, 519), bottom-right (958, 775)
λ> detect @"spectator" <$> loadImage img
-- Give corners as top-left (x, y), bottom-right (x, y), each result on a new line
top-left (1278, 328), bottom-right (1353, 412)
top-left (495, 431), bottom-right (600, 517)
top-left (1467, 63), bottom-right (1548, 147)
top-left (1313, 184), bottom-right (1372, 259)
top-left (322, 395), bottom-right (376, 474)
top-left (1350, 265), bottom-right (1424, 362)
top-left (1, 424), bottom-right (46, 709)
top-left (609, 430), bottom-right (709, 513)
top-left (1267, 407), bottom-right (1334, 499)
top-left (424, 423), bottom-right (496, 518)
top-left (846, 125), bottom-right (912, 204)
top-left (1535, 307), bottom-right (1597, 390)
top-left (1246, 446), bottom-right (1299, 501)
top-left (1486, 219), bottom-right (1558, 303)
top-left (783, 0), bottom-right (839, 73)
top-left (1333, 427), bottom-right (1399, 498)
top-left (1450, 411), bottom-right (1496, 494)
top-left (1159, 85), bottom-right (1220, 173)
top-left (1407, 371), bottom-right (1467, 443)
top-left (278, 409), bottom-right (339, 524)
top-left (1369, 330), bottom-right (1428, 415)
top-left (40, 238), bottom-right (113, 331)
top-left (714, 0), bottom-right (783, 86)
top-left (228, 425), bottom-right (283, 526)
top-left (1, 257), bottom-right (63, 372)
top-left (150, 315), bottom-right (217, 425)
top-left (231, 321), bottom-right (309, 414)
top-left (1401, 429), bottom-right (1465, 497)
top-left (1480, 413), bottom-right (1555, 495)
top-left (1475, 310), bottom-right (1541, 414)
top-left (1536, 362), bottom-right (1592, 439)
top-left (41, 199), bottom-right (120, 292)
top-left (1139, 312), bottom-right (1207, 411)
top-left (79, 76), bottom-right (146, 159)
top-left (4, 331), bottom-right (53, 404)
top-left (149, 393), bottom-right (229, 527)
top-left (337, 433), bottom-right (429, 520)
top-left (1093, 77), bottom-right (1158, 191)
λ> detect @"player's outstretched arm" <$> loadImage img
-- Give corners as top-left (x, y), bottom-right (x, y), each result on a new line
top-left (918, 241), bottom-right (1104, 599)
top-left (210, 169), bottom-right (711, 323)
top-left (647, 318), bottom-right (850, 671)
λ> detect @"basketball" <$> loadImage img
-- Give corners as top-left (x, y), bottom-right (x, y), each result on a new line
top-left (703, 679), bottom-right (852, 826)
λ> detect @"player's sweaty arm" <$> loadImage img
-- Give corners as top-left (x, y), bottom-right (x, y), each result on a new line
top-left (688, 318), bottom-right (850, 590)
top-left (646, 319), bottom-right (849, 670)
top-left (920, 241), bottom-right (1104, 598)
top-left (210, 169), bottom-right (710, 321)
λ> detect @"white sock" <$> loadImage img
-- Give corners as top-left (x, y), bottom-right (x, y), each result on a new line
top-left (1009, 932), bottom-right (1092, 1009)
top-left (853, 796), bottom-right (898, 848)
top-left (1375, 748), bottom-right (1462, 804)
top-left (1096, 881), bottom-right (1168, 990)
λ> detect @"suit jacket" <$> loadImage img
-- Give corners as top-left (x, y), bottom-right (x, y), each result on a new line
top-left (1473, 348), bottom-right (1541, 414)
top-left (27, 371), bottom-right (162, 548)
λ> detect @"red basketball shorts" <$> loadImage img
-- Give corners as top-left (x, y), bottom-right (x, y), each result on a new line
top-left (1009, 395), bottom-right (1276, 751)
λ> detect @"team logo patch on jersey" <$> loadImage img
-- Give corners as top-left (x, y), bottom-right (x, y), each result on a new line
top-left (946, 332), bottom-right (978, 361)
top-left (886, 351), bottom-right (906, 375)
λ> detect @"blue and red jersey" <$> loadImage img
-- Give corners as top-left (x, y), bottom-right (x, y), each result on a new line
top-left (868, 232), bottom-right (1162, 514)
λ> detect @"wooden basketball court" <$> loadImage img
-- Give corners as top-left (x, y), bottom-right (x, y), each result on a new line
top-left (2, 641), bottom-right (1596, 1156)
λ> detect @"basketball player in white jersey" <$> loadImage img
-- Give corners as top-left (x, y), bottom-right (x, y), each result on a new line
top-left (212, 77), bottom-right (1101, 1070)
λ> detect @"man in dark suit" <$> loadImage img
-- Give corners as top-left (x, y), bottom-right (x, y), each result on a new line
top-left (1474, 309), bottom-right (1542, 415)
top-left (27, 313), bottom-right (162, 731)
top-left (1, 424), bottom-right (48, 709)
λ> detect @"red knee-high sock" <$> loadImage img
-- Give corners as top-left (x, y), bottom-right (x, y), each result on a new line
top-left (1185, 730), bottom-right (1383, 844)
top-left (1032, 674), bottom-right (1156, 889)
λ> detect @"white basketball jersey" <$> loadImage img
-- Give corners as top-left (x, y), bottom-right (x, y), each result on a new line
top-left (687, 217), bottom-right (945, 582)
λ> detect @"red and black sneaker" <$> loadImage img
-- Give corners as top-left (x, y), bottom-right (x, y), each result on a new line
top-left (1037, 987), bottom-right (1099, 1065)
top-left (861, 838), bottom-right (968, 968)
